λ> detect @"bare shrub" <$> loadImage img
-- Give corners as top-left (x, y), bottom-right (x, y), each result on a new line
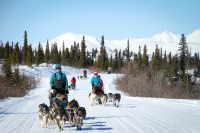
top-left (115, 72), bottom-right (200, 99)
top-left (0, 75), bottom-right (39, 99)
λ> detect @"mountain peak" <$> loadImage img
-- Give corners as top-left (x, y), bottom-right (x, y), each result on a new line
top-left (151, 31), bottom-right (179, 43)
top-left (187, 29), bottom-right (200, 43)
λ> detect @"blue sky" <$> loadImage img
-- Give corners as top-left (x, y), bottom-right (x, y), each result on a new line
top-left (0, 0), bottom-right (200, 44)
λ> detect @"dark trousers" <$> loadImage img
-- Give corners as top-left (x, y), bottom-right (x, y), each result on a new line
top-left (54, 88), bottom-right (65, 95)
top-left (93, 86), bottom-right (104, 95)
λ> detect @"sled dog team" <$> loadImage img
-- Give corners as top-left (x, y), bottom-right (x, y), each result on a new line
top-left (39, 94), bottom-right (86, 131)
top-left (38, 64), bottom-right (121, 131)
top-left (89, 91), bottom-right (121, 107)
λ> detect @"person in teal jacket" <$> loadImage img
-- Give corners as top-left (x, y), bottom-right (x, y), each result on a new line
top-left (91, 72), bottom-right (104, 95)
top-left (50, 64), bottom-right (69, 96)
top-left (91, 72), bottom-right (101, 88)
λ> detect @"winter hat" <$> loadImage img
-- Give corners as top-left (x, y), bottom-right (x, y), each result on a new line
top-left (55, 64), bottom-right (61, 69)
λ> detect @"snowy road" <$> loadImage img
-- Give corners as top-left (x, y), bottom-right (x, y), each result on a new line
top-left (0, 66), bottom-right (200, 133)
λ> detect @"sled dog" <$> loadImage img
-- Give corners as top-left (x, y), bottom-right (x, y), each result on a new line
top-left (55, 107), bottom-right (67, 131)
top-left (48, 104), bottom-right (57, 125)
top-left (113, 93), bottom-right (121, 107)
top-left (73, 107), bottom-right (86, 130)
top-left (101, 94), bottom-right (108, 106)
top-left (49, 97), bottom-right (68, 130)
top-left (88, 91), bottom-right (97, 106)
top-left (107, 93), bottom-right (113, 102)
top-left (76, 107), bottom-right (86, 119)
top-left (38, 103), bottom-right (50, 128)
top-left (67, 99), bottom-right (79, 126)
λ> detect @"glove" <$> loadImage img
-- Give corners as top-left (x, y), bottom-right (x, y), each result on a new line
top-left (65, 90), bottom-right (69, 94)
top-left (51, 85), bottom-right (55, 89)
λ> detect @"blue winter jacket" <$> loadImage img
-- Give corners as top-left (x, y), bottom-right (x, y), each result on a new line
top-left (91, 76), bottom-right (102, 88)
top-left (50, 71), bottom-right (68, 91)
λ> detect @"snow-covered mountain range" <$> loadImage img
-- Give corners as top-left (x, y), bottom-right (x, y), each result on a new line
top-left (49, 29), bottom-right (200, 55)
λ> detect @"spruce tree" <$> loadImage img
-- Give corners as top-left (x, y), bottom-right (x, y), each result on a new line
top-left (171, 54), bottom-right (179, 77)
top-left (133, 53), bottom-right (137, 63)
top-left (126, 39), bottom-right (131, 63)
top-left (86, 51), bottom-right (93, 67)
top-left (193, 53), bottom-right (198, 67)
top-left (3, 60), bottom-right (12, 81)
top-left (118, 49), bottom-right (122, 69)
top-left (97, 36), bottom-right (108, 70)
top-left (23, 30), bottom-right (28, 64)
top-left (61, 41), bottom-right (65, 65)
top-left (163, 51), bottom-right (167, 65)
top-left (0, 42), bottom-right (4, 59)
top-left (92, 48), bottom-right (98, 59)
top-left (70, 44), bottom-right (75, 65)
top-left (197, 58), bottom-right (200, 76)
top-left (13, 68), bottom-right (21, 86)
top-left (162, 50), bottom-right (168, 72)
top-left (51, 43), bottom-right (59, 64)
top-left (26, 45), bottom-right (33, 67)
top-left (113, 49), bottom-right (119, 71)
top-left (13, 42), bottom-right (20, 65)
top-left (70, 42), bottom-right (80, 66)
top-left (5, 41), bottom-right (10, 60)
top-left (79, 36), bottom-right (87, 67)
top-left (36, 42), bottom-right (44, 65)
top-left (142, 44), bottom-right (149, 68)
top-left (137, 46), bottom-right (142, 70)
top-left (168, 52), bottom-right (172, 65)
top-left (19, 46), bottom-right (23, 64)
top-left (65, 48), bottom-right (70, 65)
top-left (58, 49), bottom-right (61, 64)
top-left (44, 40), bottom-right (50, 64)
top-left (9, 42), bottom-right (14, 64)
top-left (152, 45), bottom-right (161, 72)
top-left (179, 34), bottom-right (188, 77)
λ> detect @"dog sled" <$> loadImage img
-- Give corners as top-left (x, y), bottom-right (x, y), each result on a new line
top-left (89, 87), bottom-right (108, 106)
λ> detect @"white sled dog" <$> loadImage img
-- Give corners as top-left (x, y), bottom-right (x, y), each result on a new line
top-left (38, 103), bottom-right (50, 128)
top-left (112, 93), bottom-right (121, 107)
top-left (88, 90), bottom-right (97, 106)
top-left (89, 90), bottom-right (108, 106)
top-left (101, 94), bottom-right (108, 106)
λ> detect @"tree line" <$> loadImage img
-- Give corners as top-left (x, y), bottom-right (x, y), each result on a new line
top-left (114, 34), bottom-right (200, 99)
top-left (1, 31), bottom-right (200, 99)
top-left (1, 31), bottom-right (200, 79)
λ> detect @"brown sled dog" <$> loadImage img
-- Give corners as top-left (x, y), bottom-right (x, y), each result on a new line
top-left (73, 107), bottom-right (86, 130)
top-left (67, 99), bottom-right (79, 126)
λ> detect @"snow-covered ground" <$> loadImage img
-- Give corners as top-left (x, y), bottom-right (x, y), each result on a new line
top-left (0, 66), bottom-right (200, 133)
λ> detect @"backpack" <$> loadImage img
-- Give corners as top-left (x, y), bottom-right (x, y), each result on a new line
top-left (54, 73), bottom-right (64, 89)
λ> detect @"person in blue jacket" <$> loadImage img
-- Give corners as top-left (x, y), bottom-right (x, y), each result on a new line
top-left (91, 72), bottom-right (104, 95)
top-left (50, 64), bottom-right (69, 96)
